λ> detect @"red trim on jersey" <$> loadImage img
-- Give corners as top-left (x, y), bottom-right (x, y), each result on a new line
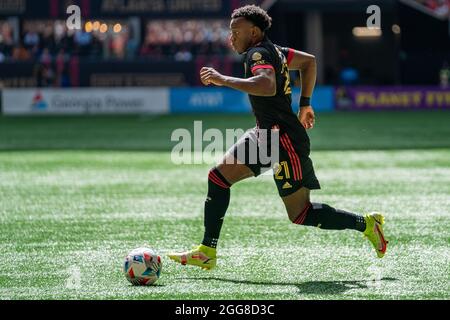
top-left (287, 48), bottom-right (295, 66)
top-left (251, 64), bottom-right (275, 74)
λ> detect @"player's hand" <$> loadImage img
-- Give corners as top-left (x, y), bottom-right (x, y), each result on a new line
top-left (200, 67), bottom-right (225, 86)
top-left (298, 106), bottom-right (315, 130)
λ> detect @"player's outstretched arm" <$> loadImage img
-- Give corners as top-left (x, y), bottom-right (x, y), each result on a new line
top-left (200, 67), bottom-right (276, 97)
top-left (287, 49), bottom-right (317, 129)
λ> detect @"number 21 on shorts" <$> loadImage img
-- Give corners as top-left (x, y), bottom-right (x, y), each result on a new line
top-left (274, 161), bottom-right (290, 180)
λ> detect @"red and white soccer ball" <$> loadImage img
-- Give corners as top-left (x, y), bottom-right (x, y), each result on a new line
top-left (123, 247), bottom-right (162, 286)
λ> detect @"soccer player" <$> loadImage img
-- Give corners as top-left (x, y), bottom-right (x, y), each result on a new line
top-left (168, 5), bottom-right (388, 270)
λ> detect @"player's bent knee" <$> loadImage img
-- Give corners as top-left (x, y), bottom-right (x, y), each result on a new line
top-left (288, 202), bottom-right (312, 225)
top-left (208, 167), bottom-right (232, 189)
top-left (282, 190), bottom-right (310, 222)
top-left (214, 163), bottom-right (253, 185)
top-left (284, 196), bottom-right (311, 223)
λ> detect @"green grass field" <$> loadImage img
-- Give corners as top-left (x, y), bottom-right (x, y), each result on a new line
top-left (0, 111), bottom-right (449, 300)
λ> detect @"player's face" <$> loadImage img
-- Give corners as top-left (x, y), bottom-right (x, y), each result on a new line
top-left (229, 17), bottom-right (256, 54)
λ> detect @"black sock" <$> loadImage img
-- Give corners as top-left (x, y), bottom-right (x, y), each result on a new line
top-left (201, 168), bottom-right (231, 248)
top-left (293, 203), bottom-right (366, 232)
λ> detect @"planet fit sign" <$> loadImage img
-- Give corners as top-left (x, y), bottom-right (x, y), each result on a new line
top-left (336, 86), bottom-right (450, 110)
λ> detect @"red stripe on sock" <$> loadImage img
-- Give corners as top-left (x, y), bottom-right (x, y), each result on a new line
top-left (211, 171), bottom-right (230, 188)
top-left (209, 171), bottom-right (229, 189)
top-left (209, 174), bottom-right (227, 189)
top-left (294, 203), bottom-right (311, 225)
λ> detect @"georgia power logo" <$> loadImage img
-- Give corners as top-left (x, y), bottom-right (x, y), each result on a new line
top-left (31, 91), bottom-right (48, 110)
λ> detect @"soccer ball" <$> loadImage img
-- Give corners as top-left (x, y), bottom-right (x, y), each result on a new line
top-left (123, 247), bottom-right (162, 286)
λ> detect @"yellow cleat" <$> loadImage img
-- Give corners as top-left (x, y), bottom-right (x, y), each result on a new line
top-left (168, 244), bottom-right (217, 270)
top-left (364, 213), bottom-right (389, 258)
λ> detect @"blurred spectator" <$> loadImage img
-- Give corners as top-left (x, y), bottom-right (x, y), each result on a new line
top-left (42, 24), bottom-right (55, 51)
top-left (40, 48), bottom-right (52, 66)
top-left (140, 42), bottom-right (163, 59)
top-left (12, 42), bottom-right (31, 61)
top-left (125, 28), bottom-right (139, 59)
top-left (74, 30), bottom-right (93, 56)
top-left (175, 46), bottom-right (193, 61)
top-left (141, 19), bottom-right (231, 59)
top-left (1, 18), bottom-right (232, 63)
top-left (55, 49), bottom-right (68, 71)
top-left (45, 65), bottom-right (55, 86)
top-left (0, 21), bottom-right (14, 57)
top-left (60, 68), bottom-right (71, 87)
top-left (434, 0), bottom-right (450, 15)
top-left (90, 34), bottom-right (103, 58)
top-left (110, 32), bottom-right (127, 59)
top-left (23, 30), bottom-right (39, 49)
top-left (414, 0), bottom-right (450, 17)
top-left (440, 61), bottom-right (449, 88)
top-left (0, 18), bottom-right (233, 87)
top-left (33, 63), bottom-right (54, 87)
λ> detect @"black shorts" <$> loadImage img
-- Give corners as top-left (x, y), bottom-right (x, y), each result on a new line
top-left (231, 126), bottom-right (321, 197)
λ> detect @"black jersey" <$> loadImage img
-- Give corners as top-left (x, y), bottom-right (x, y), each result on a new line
top-left (243, 36), bottom-right (310, 155)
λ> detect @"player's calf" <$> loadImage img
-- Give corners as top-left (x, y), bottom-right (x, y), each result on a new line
top-left (202, 168), bottom-right (231, 248)
top-left (291, 202), bottom-right (366, 232)
top-left (290, 202), bottom-right (388, 258)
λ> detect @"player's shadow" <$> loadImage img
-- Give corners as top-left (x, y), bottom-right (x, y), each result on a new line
top-left (184, 277), bottom-right (398, 295)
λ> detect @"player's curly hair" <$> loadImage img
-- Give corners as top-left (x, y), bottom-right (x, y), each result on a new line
top-left (231, 5), bottom-right (272, 32)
